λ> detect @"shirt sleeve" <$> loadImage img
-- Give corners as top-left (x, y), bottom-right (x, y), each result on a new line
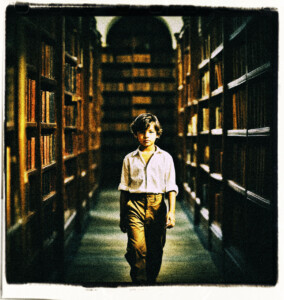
top-left (118, 156), bottom-right (130, 191)
top-left (165, 155), bottom-right (179, 195)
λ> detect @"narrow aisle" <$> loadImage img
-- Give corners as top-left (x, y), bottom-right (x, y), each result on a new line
top-left (64, 189), bottom-right (222, 285)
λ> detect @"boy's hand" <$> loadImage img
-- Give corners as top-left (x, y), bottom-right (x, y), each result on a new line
top-left (166, 211), bottom-right (175, 229)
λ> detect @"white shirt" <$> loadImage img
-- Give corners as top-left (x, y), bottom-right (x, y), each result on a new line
top-left (118, 146), bottom-right (179, 195)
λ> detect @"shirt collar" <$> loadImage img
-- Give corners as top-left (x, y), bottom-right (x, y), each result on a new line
top-left (132, 145), bottom-right (162, 157)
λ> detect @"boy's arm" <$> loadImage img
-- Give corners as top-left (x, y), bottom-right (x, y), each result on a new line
top-left (120, 190), bottom-right (128, 233)
top-left (166, 191), bottom-right (176, 229)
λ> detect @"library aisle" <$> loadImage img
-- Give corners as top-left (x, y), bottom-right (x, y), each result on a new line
top-left (63, 189), bottom-right (223, 285)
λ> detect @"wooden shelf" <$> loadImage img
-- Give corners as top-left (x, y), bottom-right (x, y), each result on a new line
top-left (247, 190), bottom-right (271, 209)
top-left (65, 52), bottom-right (78, 65)
top-left (211, 128), bottom-right (223, 135)
top-left (64, 125), bottom-right (77, 131)
top-left (248, 127), bottom-right (270, 136)
top-left (227, 180), bottom-right (246, 196)
top-left (64, 175), bottom-right (75, 185)
top-left (200, 164), bottom-right (210, 173)
top-left (64, 154), bottom-right (77, 161)
top-left (42, 191), bottom-right (56, 203)
top-left (211, 86), bottom-right (223, 97)
top-left (211, 44), bottom-right (224, 60)
top-left (247, 62), bottom-right (271, 81)
top-left (198, 58), bottom-right (210, 70)
top-left (26, 122), bottom-right (37, 128)
top-left (210, 173), bottom-right (223, 181)
top-left (200, 130), bottom-right (210, 135)
top-left (41, 123), bottom-right (57, 130)
top-left (227, 129), bottom-right (247, 137)
top-left (42, 161), bottom-right (56, 172)
top-left (227, 74), bottom-right (247, 90)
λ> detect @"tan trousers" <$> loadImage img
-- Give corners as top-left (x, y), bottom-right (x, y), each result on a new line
top-left (125, 193), bottom-right (167, 284)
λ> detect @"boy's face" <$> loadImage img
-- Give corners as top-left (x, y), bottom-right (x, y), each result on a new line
top-left (136, 122), bottom-right (158, 149)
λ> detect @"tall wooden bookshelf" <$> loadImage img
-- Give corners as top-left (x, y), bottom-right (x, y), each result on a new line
top-left (5, 9), bottom-right (102, 283)
top-left (176, 11), bottom-right (277, 284)
top-left (101, 16), bottom-right (177, 186)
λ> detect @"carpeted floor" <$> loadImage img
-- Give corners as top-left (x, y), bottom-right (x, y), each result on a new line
top-left (64, 189), bottom-right (223, 286)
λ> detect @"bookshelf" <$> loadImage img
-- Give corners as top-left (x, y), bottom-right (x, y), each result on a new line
top-left (5, 10), bottom-right (102, 283)
top-left (176, 11), bottom-right (277, 284)
top-left (101, 16), bottom-right (177, 186)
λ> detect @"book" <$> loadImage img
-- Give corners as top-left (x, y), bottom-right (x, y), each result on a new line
top-left (26, 79), bottom-right (36, 122)
top-left (202, 107), bottom-right (209, 131)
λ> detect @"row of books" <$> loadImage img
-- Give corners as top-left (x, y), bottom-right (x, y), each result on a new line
top-left (248, 80), bottom-right (270, 129)
top-left (203, 145), bottom-right (210, 165)
top-left (41, 134), bottom-right (56, 167)
top-left (183, 51), bottom-right (191, 77)
top-left (89, 50), bottom-right (94, 97)
top-left (65, 63), bottom-right (77, 94)
top-left (42, 169), bottom-right (56, 196)
top-left (41, 42), bottom-right (54, 79)
top-left (132, 96), bottom-right (152, 105)
top-left (103, 82), bottom-right (176, 92)
top-left (102, 123), bottom-right (129, 132)
top-left (115, 54), bottom-right (151, 63)
top-left (212, 61), bottom-right (223, 90)
top-left (202, 108), bottom-right (209, 131)
top-left (247, 23), bottom-right (271, 71)
top-left (212, 149), bottom-right (223, 174)
top-left (210, 19), bottom-right (223, 52)
top-left (230, 142), bottom-right (246, 187)
top-left (65, 30), bottom-right (78, 57)
top-left (231, 43), bottom-right (246, 80)
top-left (64, 105), bottom-right (77, 127)
top-left (232, 89), bottom-right (247, 129)
top-left (26, 78), bottom-right (36, 122)
top-left (76, 71), bottom-right (83, 99)
top-left (64, 132), bottom-right (77, 156)
top-left (26, 136), bottom-right (36, 171)
top-left (248, 80), bottom-right (272, 128)
top-left (41, 90), bottom-right (55, 123)
top-left (186, 143), bottom-right (198, 164)
top-left (247, 143), bottom-right (270, 198)
top-left (200, 36), bottom-right (210, 62)
top-left (201, 71), bottom-right (210, 98)
top-left (230, 16), bottom-right (249, 34)
top-left (187, 113), bottom-right (198, 135)
top-left (102, 53), bottom-right (174, 65)
top-left (215, 106), bottom-right (222, 129)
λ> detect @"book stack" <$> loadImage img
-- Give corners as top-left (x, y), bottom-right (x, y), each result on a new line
top-left (41, 42), bottom-right (54, 78)
top-left (65, 63), bottom-right (77, 94)
top-left (26, 136), bottom-right (36, 171)
top-left (64, 105), bottom-right (77, 127)
top-left (232, 89), bottom-right (247, 129)
top-left (201, 71), bottom-right (210, 97)
top-left (202, 107), bottom-right (209, 131)
top-left (41, 134), bottom-right (55, 166)
top-left (41, 91), bottom-right (55, 123)
top-left (26, 79), bottom-right (36, 122)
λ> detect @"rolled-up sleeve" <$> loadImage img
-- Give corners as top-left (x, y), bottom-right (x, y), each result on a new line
top-left (118, 157), bottom-right (130, 191)
top-left (165, 155), bottom-right (179, 195)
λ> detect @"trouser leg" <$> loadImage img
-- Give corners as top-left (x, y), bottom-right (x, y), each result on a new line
top-left (125, 198), bottom-right (147, 283)
top-left (145, 195), bottom-right (166, 283)
top-left (125, 194), bottom-right (167, 284)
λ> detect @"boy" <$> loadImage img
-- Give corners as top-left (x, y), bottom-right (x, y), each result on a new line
top-left (118, 113), bottom-right (178, 284)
